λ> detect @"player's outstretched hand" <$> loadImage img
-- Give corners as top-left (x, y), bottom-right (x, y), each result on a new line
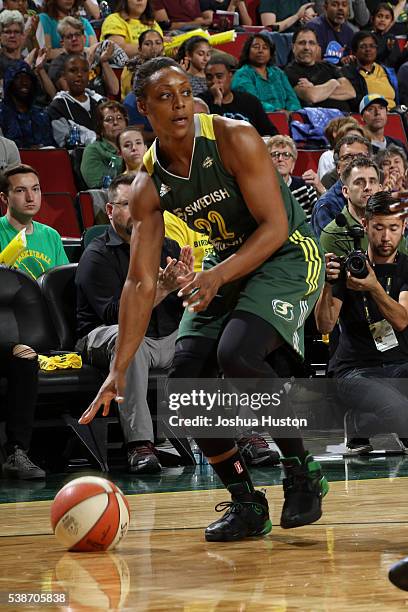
top-left (78, 369), bottom-right (126, 424)
top-left (177, 269), bottom-right (222, 312)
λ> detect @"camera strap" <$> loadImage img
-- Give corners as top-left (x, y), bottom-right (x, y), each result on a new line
top-left (362, 276), bottom-right (399, 352)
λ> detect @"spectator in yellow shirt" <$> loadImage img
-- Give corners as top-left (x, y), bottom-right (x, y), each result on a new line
top-left (101, 0), bottom-right (162, 59)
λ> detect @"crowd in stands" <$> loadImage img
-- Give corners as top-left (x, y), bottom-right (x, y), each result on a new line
top-left (2, 0), bottom-right (408, 479)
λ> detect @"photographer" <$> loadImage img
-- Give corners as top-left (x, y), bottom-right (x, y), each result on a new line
top-left (315, 191), bottom-right (408, 454)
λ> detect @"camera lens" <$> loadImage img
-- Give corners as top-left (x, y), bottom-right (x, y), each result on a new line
top-left (346, 253), bottom-right (368, 279)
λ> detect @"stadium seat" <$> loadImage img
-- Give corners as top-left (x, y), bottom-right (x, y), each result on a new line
top-left (294, 149), bottom-right (322, 175)
top-left (82, 224), bottom-right (109, 249)
top-left (34, 193), bottom-right (81, 239)
top-left (77, 190), bottom-right (109, 229)
top-left (20, 149), bottom-right (78, 198)
top-left (217, 32), bottom-right (251, 59)
top-left (267, 112), bottom-right (290, 135)
top-left (351, 112), bottom-right (408, 147)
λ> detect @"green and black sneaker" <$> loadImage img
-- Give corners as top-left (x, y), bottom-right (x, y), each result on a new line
top-left (280, 454), bottom-right (329, 529)
top-left (205, 482), bottom-right (272, 542)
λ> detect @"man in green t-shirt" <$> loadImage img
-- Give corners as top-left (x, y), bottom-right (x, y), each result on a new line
top-left (0, 164), bottom-right (68, 280)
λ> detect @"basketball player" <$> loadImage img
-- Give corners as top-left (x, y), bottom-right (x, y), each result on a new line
top-left (79, 57), bottom-right (328, 542)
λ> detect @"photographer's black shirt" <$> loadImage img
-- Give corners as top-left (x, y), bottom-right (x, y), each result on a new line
top-left (332, 253), bottom-right (408, 375)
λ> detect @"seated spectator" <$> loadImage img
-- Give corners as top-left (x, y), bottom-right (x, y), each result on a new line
top-left (371, 3), bottom-right (406, 68)
top-left (285, 26), bottom-right (356, 112)
top-left (38, 0), bottom-right (97, 59)
top-left (201, 53), bottom-right (278, 136)
top-left (0, 164), bottom-right (68, 278)
top-left (152, 0), bottom-right (212, 30)
top-left (47, 54), bottom-right (104, 147)
top-left (359, 93), bottom-right (407, 154)
top-left (317, 116), bottom-right (367, 178)
top-left (176, 35), bottom-right (211, 97)
top-left (0, 62), bottom-right (55, 148)
top-left (308, 0), bottom-right (355, 64)
top-left (101, 0), bottom-right (162, 59)
top-left (75, 173), bottom-right (187, 473)
top-left (259, 0), bottom-right (315, 33)
top-left (375, 143), bottom-right (408, 192)
top-left (0, 11), bottom-right (56, 99)
top-left (315, 191), bottom-right (408, 455)
top-left (121, 28), bottom-right (164, 99)
top-left (80, 101), bottom-right (127, 189)
top-left (311, 133), bottom-right (371, 236)
top-left (0, 344), bottom-right (45, 480)
top-left (0, 10), bottom-right (28, 79)
top-left (2, 0), bottom-right (40, 53)
top-left (342, 31), bottom-right (399, 111)
top-left (266, 134), bottom-right (325, 221)
top-left (118, 125), bottom-right (146, 173)
top-left (232, 33), bottom-right (301, 113)
top-left (314, 0), bottom-right (370, 27)
top-left (48, 17), bottom-right (119, 97)
top-left (320, 121), bottom-right (368, 188)
top-left (205, 0), bottom-right (252, 26)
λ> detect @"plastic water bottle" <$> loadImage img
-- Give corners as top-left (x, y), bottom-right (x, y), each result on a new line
top-left (100, 0), bottom-right (110, 18)
top-left (102, 156), bottom-right (116, 189)
top-left (66, 125), bottom-right (81, 148)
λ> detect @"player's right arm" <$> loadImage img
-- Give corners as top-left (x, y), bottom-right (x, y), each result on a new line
top-left (79, 172), bottom-right (164, 424)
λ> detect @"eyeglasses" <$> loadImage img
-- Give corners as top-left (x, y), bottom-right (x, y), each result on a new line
top-left (270, 151), bottom-right (294, 160)
top-left (339, 153), bottom-right (368, 163)
top-left (103, 114), bottom-right (126, 124)
top-left (358, 43), bottom-right (377, 50)
top-left (62, 32), bottom-right (83, 40)
top-left (2, 29), bottom-right (23, 35)
top-left (112, 200), bottom-right (129, 208)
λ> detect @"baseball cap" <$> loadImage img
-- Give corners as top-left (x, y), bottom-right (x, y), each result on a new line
top-left (359, 94), bottom-right (388, 114)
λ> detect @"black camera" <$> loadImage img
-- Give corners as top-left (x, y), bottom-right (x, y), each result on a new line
top-left (331, 214), bottom-right (369, 279)
top-left (342, 249), bottom-right (369, 279)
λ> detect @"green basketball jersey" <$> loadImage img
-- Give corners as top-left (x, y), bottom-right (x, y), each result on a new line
top-left (143, 113), bottom-right (307, 260)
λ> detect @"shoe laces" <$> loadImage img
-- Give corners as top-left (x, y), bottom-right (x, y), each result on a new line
top-left (9, 448), bottom-right (37, 470)
top-left (240, 435), bottom-right (270, 450)
top-left (128, 443), bottom-right (156, 458)
top-left (215, 489), bottom-right (266, 515)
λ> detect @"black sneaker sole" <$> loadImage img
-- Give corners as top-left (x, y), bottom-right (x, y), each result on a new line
top-left (205, 519), bottom-right (272, 542)
top-left (280, 506), bottom-right (322, 529)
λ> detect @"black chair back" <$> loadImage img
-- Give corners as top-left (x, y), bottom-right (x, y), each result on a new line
top-left (0, 267), bottom-right (58, 353)
top-left (37, 264), bottom-right (78, 351)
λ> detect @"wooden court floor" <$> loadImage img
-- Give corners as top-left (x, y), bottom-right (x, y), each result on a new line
top-left (1, 475), bottom-right (408, 611)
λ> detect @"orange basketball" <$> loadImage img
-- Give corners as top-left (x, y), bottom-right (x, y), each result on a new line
top-left (50, 476), bottom-right (130, 552)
